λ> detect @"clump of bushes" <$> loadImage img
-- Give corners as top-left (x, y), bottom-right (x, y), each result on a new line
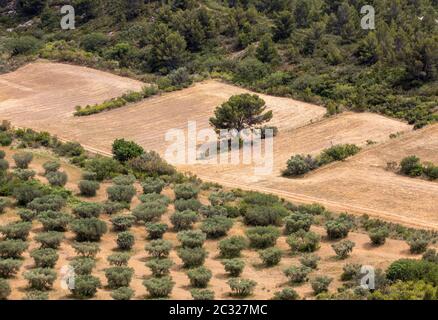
top-left (284, 266), bottom-right (311, 284)
top-left (112, 140), bottom-right (144, 163)
top-left (243, 205), bottom-right (288, 226)
top-left (284, 212), bottom-right (313, 234)
top-left (325, 217), bottom-right (353, 240)
top-left (30, 248), bottom-right (59, 268)
top-left (174, 198), bottom-right (202, 213)
top-left (13, 169), bottom-right (36, 181)
top-left (177, 230), bottom-right (206, 248)
top-left (132, 202), bottom-right (167, 223)
top-left (246, 226), bottom-right (280, 249)
top-left (146, 258), bottom-right (173, 277)
top-left (141, 177), bottom-right (165, 194)
top-left (46, 171), bottom-right (68, 187)
top-left (187, 266), bottom-right (212, 288)
top-left (311, 276), bottom-right (333, 295)
top-left (170, 210), bottom-right (198, 231)
top-left (70, 257), bottom-right (96, 275)
top-left (299, 254), bottom-right (320, 269)
top-left (138, 193), bottom-right (170, 206)
top-left (143, 276), bottom-right (175, 298)
top-left (191, 289), bottom-right (215, 300)
top-left (72, 202), bottom-right (103, 218)
top-left (104, 266), bottom-right (134, 289)
top-left (0, 221), bottom-right (32, 240)
top-left (70, 218), bottom-right (108, 242)
top-left (259, 247), bottom-right (282, 267)
top-left (368, 227), bottom-right (389, 246)
top-left (0, 259), bottom-right (22, 278)
top-left (116, 231), bottom-right (135, 250)
top-left (102, 201), bottom-right (128, 215)
top-left (407, 233), bottom-right (430, 254)
top-left (145, 239), bottom-right (172, 259)
top-left (341, 263), bottom-right (362, 281)
top-left (107, 183), bottom-right (137, 203)
top-left (28, 195), bottom-right (66, 213)
top-left (272, 287), bottom-right (299, 300)
top-left (42, 161), bottom-right (60, 175)
top-left (400, 155), bottom-right (423, 177)
top-left (218, 236), bottom-right (248, 258)
top-left (0, 239), bottom-right (29, 258)
top-left (17, 209), bottom-right (37, 222)
top-left (174, 183), bottom-right (199, 200)
top-left (282, 154), bottom-right (319, 177)
top-left (24, 268), bottom-right (57, 290)
top-left (199, 205), bottom-right (228, 218)
top-left (177, 247), bottom-right (208, 268)
top-left (13, 152), bottom-right (33, 169)
top-left (227, 278), bottom-right (256, 297)
top-left (332, 240), bottom-right (355, 259)
top-left (0, 279), bottom-right (11, 300)
top-left (110, 214), bottom-right (136, 231)
top-left (111, 287), bottom-right (134, 300)
top-left (34, 232), bottom-right (64, 249)
top-left (286, 230), bottom-right (320, 253)
top-left (38, 211), bottom-right (72, 232)
top-left (200, 216), bottom-right (233, 238)
top-left (78, 180), bottom-right (100, 197)
top-left (72, 242), bottom-right (101, 258)
top-left (222, 259), bottom-right (245, 277)
top-left (107, 253), bottom-right (130, 267)
top-left (146, 223), bottom-right (168, 239)
top-left (71, 275), bottom-right (101, 299)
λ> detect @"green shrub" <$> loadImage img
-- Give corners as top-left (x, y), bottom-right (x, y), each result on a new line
top-left (132, 202), bottom-right (167, 223)
top-left (325, 218), bottom-right (352, 240)
top-left (318, 144), bottom-right (361, 165)
top-left (138, 193), bottom-right (170, 206)
top-left (222, 259), bottom-right (245, 277)
top-left (70, 257), bottom-right (96, 275)
top-left (85, 157), bottom-right (122, 181)
top-left (30, 248), bottom-right (59, 268)
top-left (386, 259), bottom-right (438, 285)
top-left (13, 183), bottom-right (43, 206)
top-left (78, 180), bottom-right (100, 197)
top-left (13, 169), bottom-right (36, 181)
top-left (28, 195), bottom-right (66, 213)
top-left (42, 161), bottom-right (60, 175)
top-left (368, 227), bottom-right (389, 246)
top-left (199, 205), bottom-right (228, 218)
top-left (272, 287), bottom-right (300, 300)
top-left (6, 36), bottom-right (41, 56)
top-left (284, 212), bottom-right (313, 234)
top-left (142, 178), bottom-right (165, 194)
top-left (174, 183), bottom-right (199, 200)
top-left (0, 159), bottom-right (9, 172)
top-left (0, 239), bottom-right (28, 258)
top-left (146, 223), bottom-right (168, 239)
top-left (38, 211), bottom-right (72, 232)
top-left (187, 266), bottom-right (212, 288)
top-left (102, 201), bottom-right (127, 215)
top-left (146, 258), bottom-right (173, 277)
top-left (34, 231), bottom-right (63, 249)
top-left (54, 141), bottom-right (84, 157)
top-left (0, 198), bottom-right (8, 214)
top-left (284, 266), bottom-right (311, 284)
top-left (113, 175), bottom-right (136, 186)
top-left (82, 171), bottom-right (97, 181)
top-left (72, 202), bottom-right (103, 218)
top-left (407, 233), bottom-right (430, 254)
top-left (71, 275), bottom-right (101, 299)
top-left (23, 290), bottom-right (48, 300)
top-left (242, 192), bottom-right (280, 206)
top-left (18, 209), bottom-right (37, 222)
top-left (283, 154), bottom-right (319, 177)
top-left (227, 278), bottom-right (256, 297)
top-left (24, 268), bottom-right (57, 290)
top-left (127, 151), bottom-right (176, 177)
top-left (422, 249), bottom-right (438, 263)
top-left (341, 263), bottom-right (362, 281)
top-left (112, 139), bottom-right (144, 162)
top-left (70, 218), bottom-right (108, 242)
top-left (143, 276), bottom-right (174, 298)
top-left (299, 254), bottom-right (320, 269)
top-left (170, 210), bottom-right (198, 231)
top-left (72, 241), bottom-right (101, 258)
top-left (117, 231), bottom-right (135, 250)
top-left (0, 279), bottom-right (10, 300)
top-left (246, 226), bottom-right (280, 248)
top-left (218, 236), bottom-right (248, 258)
top-left (145, 239), bottom-right (172, 258)
top-left (107, 253), bottom-right (130, 267)
top-left (209, 191), bottom-right (235, 206)
top-left (46, 171), bottom-right (68, 187)
top-left (311, 276), bottom-right (333, 295)
top-left (0, 259), bottom-right (22, 278)
top-left (400, 155), bottom-right (423, 177)
top-left (423, 162), bottom-right (438, 180)
top-left (190, 289), bottom-right (215, 300)
top-left (174, 198), bottom-right (202, 212)
top-left (104, 266), bottom-right (134, 289)
top-left (107, 184), bottom-right (136, 203)
top-left (243, 205), bottom-right (288, 226)
top-left (0, 221), bottom-right (32, 240)
top-left (177, 247), bottom-right (207, 268)
top-left (332, 240), bottom-right (355, 259)
top-left (13, 152), bottom-right (33, 169)
top-left (0, 150), bottom-right (5, 159)
top-left (200, 216), bottom-right (233, 238)
top-left (111, 287), bottom-right (134, 300)
top-left (111, 214), bottom-right (136, 231)
top-left (0, 133), bottom-right (12, 147)
top-left (177, 230), bottom-right (206, 248)
top-left (259, 247), bottom-right (282, 266)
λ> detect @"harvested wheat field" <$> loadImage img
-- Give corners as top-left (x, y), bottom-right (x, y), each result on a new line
top-left (0, 147), bottom-right (429, 300)
top-left (1, 61), bottom-right (437, 230)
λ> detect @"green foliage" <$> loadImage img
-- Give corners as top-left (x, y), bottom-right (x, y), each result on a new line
top-left (70, 218), bottom-right (108, 242)
top-left (28, 195), bottom-right (66, 213)
top-left (78, 180), bottom-right (100, 197)
top-left (190, 289), bottom-right (215, 300)
top-left (138, 193), bottom-right (170, 206)
top-left (272, 287), bottom-right (300, 300)
top-left (222, 259), bottom-right (245, 277)
top-left (110, 214), bottom-right (136, 231)
top-left (259, 247), bottom-right (282, 266)
top-left (407, 233), bottom-right (430, 254)
top-left (400, 156), bottom-right (423, 177)
top-left (107, 253), bottom-right (130, 267)
top-left (0, 239), bottom-right (28, 258)
top-left (170, 210), bottom-right (198, 231)
top-left (23, 290), bottom-right (48, 300)
top-left (227, 278), bottom-right (256, 297)
top-left (325, 217), bottom-right (352, 240)
top-left (141, 177), bottom-right (165, 194)
top-left (24, 268), bottom-right (57, 290)
top-left (318, 144), bottom-right (361, 165)
top-left (209, 94), bottom-right (272, 132)
top-left (386, 259), bottom-right (438, 285)
top-left (311, 276), bottom-right (333, 295)
top-left (143, 276), bottom-right (175, 298)
top-left (132, 202), bottom-right (167, 223)
top-left (104, 266), bottom-right (134, 289)
top-left (145, 239), bottom-right (172, 259)
top-left (38, 211), bottom-right (72, 232)
top-left (286, 230), bottom-right (320, 253)
top-left (187, 266), bottom-right (212, 288)
top-left (299, 254), bottom-right (320, 270)
top-left (72, 241), bottom-right (101, 258)
top-left (368, 227), bottom-right (389, 246)
top-left (6, 36), bottom-right (41, 56)
top-left (112, 139), bottom-right (144, 162)
top-left (371, 280), bottom-right (438, 300)
top-left (246, 226), bottom-right (280, 249)
top-left (102, 201), bottom-right (127, 215)
top-left (42, 161), bottom-right (60, 175)
top-left (218, 236), bottom-right (248, 258)
top-left (146, 223), bottom-right (168, 240)
top-left (85, 157), bottom-right (122, 181)
top-left (30, 248), bottom-right (59, 268)
top-left (200, 216), bottom-right (233, 238)
top-left (0, 133), bottom-right (12, 147)
top-left (174, 199), bottom-right (202, 212)
top-left (284, 265), bottom-right (311, 284)
top-left (34, 231), bottom-right (63, 249)
top-left (177, 230), bottom-right (206, 248)
top-left (243, 205), bottom-right (288, 226)
top-left (174, 183), bottom-right (199, 200)
top-left (0, 259), bottom-right (22, 278)
top-left (72, 202), bottom-right (103, 218)
top-left (177, 247), bottom-right (208, 268)
top-left (146, 258), bottom-right (173, 277)
top-left (0, 159), bottom-right (9, 172)
top-left (284, 212), bottom-right (313, 234)
top-left (13, 169), bottom-right (36, 181)
top-left (111, 287), bottom-right (134, 300)
top-left (0, 278), bottom-right (10, 300)
top-left (331, 240), bottom-right (355, 259)
top-left (0, 198), bottom-right (8, 214)
top-left (341, 263), bottom-right (362, 282)
top-left (127, 151), bottom-right (176, 177)
top-left (282, 154), bottom-right (319, 177)
top-left (0, 221), bottom-right (32, 240)
top-left (107, 184), bottom-right (136, 203)
top-left (12, 152), bottom-right (33, 169)
top-left (71, 275), bottom-right (101, 299)
top-left (70, 257), bottom-right (96, 275)
top-left (116, 231), bottom-right (135, 250)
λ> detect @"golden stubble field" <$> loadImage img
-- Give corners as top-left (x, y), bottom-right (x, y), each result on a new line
top-left (1, 61), bottom-right (437, 229)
